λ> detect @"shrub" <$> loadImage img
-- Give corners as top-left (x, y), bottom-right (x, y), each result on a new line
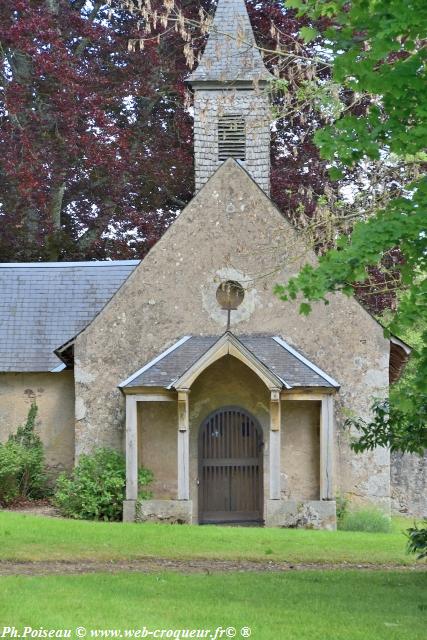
top-left (339, 507), bottom-right (392, 533)
top-left (0, 402), bottom-right (48, 505)
top-left (406, 522), bottom-right (427, 559)
top-left (54, 448), bottom-right (153, 521)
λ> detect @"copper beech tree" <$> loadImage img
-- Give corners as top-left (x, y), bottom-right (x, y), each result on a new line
top-left (1, 0), bottom-right (193, 261)
top-left (1, 0), bottom-right (333, 262)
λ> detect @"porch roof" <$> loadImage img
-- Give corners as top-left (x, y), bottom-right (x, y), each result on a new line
top-left (119, 333), bottom-right (340, 391)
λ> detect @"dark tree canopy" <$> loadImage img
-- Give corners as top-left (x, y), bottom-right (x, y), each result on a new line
top-left (0, 0), bottom-right (332, 262)
top-left (1, 0), bottom-right (194, 261)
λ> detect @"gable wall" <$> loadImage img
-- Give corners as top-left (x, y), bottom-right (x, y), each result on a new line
top-left (75, 161), bottom-right (391, 509)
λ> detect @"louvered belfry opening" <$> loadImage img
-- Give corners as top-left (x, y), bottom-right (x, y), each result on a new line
top-left (198, 407), bottom-right (264, 524)
top-left (218, 115), bottom-right (246, 162)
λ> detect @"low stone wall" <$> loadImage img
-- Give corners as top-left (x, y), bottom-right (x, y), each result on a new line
top-left (391, 451), bottom-right (427, 518)
top-left (265, 500), bottom-right (337, 530)
top-left (135, 499), bottom-right (193, 524)
top-left (126, 498), bottom-right (337, 529)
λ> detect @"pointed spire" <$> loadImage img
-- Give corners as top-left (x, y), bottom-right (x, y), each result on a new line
top-left (189, 0), bottom-right (272, 84)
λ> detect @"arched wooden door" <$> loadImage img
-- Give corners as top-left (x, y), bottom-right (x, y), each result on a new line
top-left (198, 407), bottom-right (264, 524)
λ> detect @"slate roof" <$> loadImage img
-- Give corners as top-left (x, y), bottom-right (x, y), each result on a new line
top-left (0, 261), bottom-right (139, 372)
top-left (188, 0), bottom-right (273, 84)
top-left (120, 334), bottom-right (340, 390)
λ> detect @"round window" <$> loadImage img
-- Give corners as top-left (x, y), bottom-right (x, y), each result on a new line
top-left (216, 280), bottom-right (245, 310)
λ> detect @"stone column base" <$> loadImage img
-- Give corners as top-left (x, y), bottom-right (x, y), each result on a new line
top-left (123, 500), bottom-right (137, 523)
top-left (265, 500), bottom-right (337, 530)
top-left (136, 499), bottom-right (193, 524)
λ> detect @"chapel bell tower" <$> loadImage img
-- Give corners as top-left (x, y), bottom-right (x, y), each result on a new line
top-left (188, 0), bottom-right (273, 195)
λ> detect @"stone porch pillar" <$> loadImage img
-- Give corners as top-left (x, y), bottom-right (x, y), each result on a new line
top-left (320, 395), bottom-right (335, 500)
top-left (177, 389), bottom-right (190, 500)
top-left (124, 395), bottom-right (138, 521)
top-left (269, 389), bottom-right (281, 500)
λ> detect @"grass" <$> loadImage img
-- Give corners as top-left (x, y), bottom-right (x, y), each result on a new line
top-left (0, 511), bottom-right (421, 565)
top-left (0, 514), bottom-right (425, 639)
top-left (339, 508), bottom-right (393, 533)
top-left (0, 571), bottom-right (426, 639)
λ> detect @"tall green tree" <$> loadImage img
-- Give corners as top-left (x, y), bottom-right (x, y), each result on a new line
top-left (276, 0), bottom-right (427, 453)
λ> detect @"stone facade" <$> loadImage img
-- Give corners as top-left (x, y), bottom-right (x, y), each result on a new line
top-left (391, 451), bottom-right (427, 517)
top-left (0, 371), bottom-right (75, 474)
top-left (0, 0), bottom-right (422, 528)
top-left (74, 160), bottom-right (391, 517)
top-left (193, 89), bottom-right (271, 194)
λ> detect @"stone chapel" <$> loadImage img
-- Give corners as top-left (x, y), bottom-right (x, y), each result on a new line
top-left (0, 0), bottom-right (425, 526)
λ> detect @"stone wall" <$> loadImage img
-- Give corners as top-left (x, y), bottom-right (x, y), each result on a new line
top-left (136, 499), bottom-right (193, 525)
top-left (0, 371), bottom-right (75, 474)
top-left (138, 401), bottom-right (178, 500)
top-left (194, 89), bottom-right (270, 194)
top-left (391, 451), bottom-right (427, 517)
top-left (74, 159), bottom-right (391, 510)
top-left (265, 500), bottom-right (336, 530)
top-left (281, 401), bottom-right (321, 501)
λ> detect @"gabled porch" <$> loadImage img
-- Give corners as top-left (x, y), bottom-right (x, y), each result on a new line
top-left (119, 332), bottom-right (339, 529)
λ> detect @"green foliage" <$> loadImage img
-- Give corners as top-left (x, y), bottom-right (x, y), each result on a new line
top-left (280, 0), bottom-right (427, 445)
top-left (290, 0), bottom-right (427, 161)
top-left (335, 493), bottom-right (350, 522)
top-left (406, 521), bottom-right (427, 559)
top-left (54, 448), bottom-right (153, 522)
top-left (0, 403), bottom-right (48, 505)
top-left (346, 302), bottom-right (427, 454)
top-left (274, 179), bottom-right (426, 315)
top-left (347, 397), bottom-right (427, 455)
top-left (299, 26), bottom-right (318, 43)
top-left (339, 508), bottom-right (392, 533)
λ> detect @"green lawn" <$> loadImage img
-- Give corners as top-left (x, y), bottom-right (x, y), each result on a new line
top-left (0, 571), bottom-right (426, 640)
top-left (1, 513), bottom-right (425, 639)
top-left (0, 511), bottom-right (420, 565)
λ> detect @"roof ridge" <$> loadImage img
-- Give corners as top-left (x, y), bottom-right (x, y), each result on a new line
top-left (120, 333), bottom-right (339, 391)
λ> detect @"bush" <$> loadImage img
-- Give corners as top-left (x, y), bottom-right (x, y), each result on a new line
top-left (54, 448), bottom-right (153, 521)
top-left (339, 507), bottom-right (392, 533)
top-left (0, 402), bottom-right (48, 505)
top-left (406, 521), bottom-right (427, 559)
